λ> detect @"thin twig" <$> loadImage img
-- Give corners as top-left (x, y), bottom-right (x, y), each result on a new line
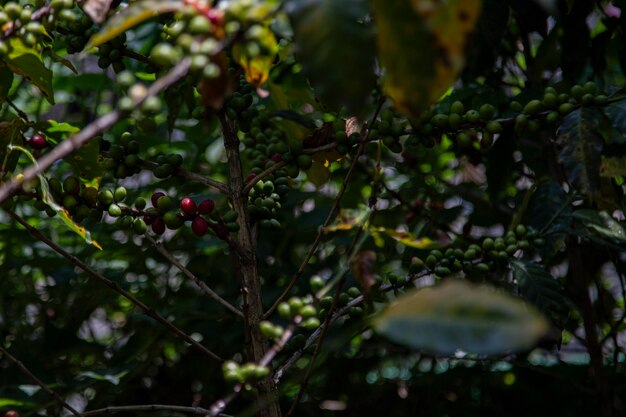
top-left (0, 346), bottom-right (83, 416)
top-left (139, 159), bottom-right (228, 193)
top-left (7, 209), bottom-right (224, 363)
top-left (81, 404), bottom-right (232, 417)
top-left (264, 98), bottom-right (386, 319)
top-left (146, 234), bottom-right (243, 318)
top-left (0, 58), bottom-right (192, 204)
top-left (241, 161), bottom-right (286, 197)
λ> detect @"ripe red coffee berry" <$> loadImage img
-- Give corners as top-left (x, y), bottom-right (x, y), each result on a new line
top-left (5, 410), bottom-right (20, 417)
top-left (197, 198), bottom-right (215, 215)
top-left (191, 216), bottom-right (209, 236)
top-left (152, 217), bottom-right (165, 234)
top-left (271, 153), bottom-right (283, 163)
top-left (180, 197), bottom-right (197, 215)
top-left (29, 134), bottom-right (48, 149)
top-left (151, 191), bottom-right (165, 207)
top-left (245, 173), bottom-right (256, 183)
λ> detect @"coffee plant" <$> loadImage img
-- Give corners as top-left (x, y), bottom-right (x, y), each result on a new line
top-left (1, 0), bottom-right (626, 416)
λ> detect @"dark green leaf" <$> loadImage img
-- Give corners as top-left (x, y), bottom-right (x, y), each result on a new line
top-left (287, 0), bottom-right (376, 115)
top-left (0, 64), bottom-right (13, 102)
top-left (3, 39), bottom-right (54, 104)
top-left (511, 259), bottom-right (570, 324)
top-left (556, 108), bottom-right (604, 200)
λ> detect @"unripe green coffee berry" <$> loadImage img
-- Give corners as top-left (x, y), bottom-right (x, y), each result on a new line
top-left (133, 218), bottom-right (147, 234)
top-left (431, 114), bottom-right (449, 128)
top-left (349, 306), bottom-right (364, 317)
top-left (63, 175), bottom-right (80, 195)
top-left (450, 100), bottom-right (464, 115)
top-left (288, 296), bottom-right (303, 314)
top-left (302, 317), bottom-right (320, 330)
top-left (347, 287), bottom-right (361, 298)
top-left (523, 99), bottom-right (543, 115)
top-left (300, 305), bottom-right (317, 319)
top-left (485, 120), bottom-right (503, 134)
top-left (482, 237), bottom-right (494, 250)
top-left (570, 85), bottom-right (584, 101)
top-left (465, 110), bottom-right (481, 123)
top-left (425, 255), bottom-right (438, 269)
top-left (475, 263), bottom-right (490, 273)
top-left (277, 302), bottom-right (291, 319)
top-left (558, 103), bottom-right (574, 115)
top-left (434, 266), bottom-right (451, 276)
top-left (156, 195), bottom-right (174, 212)
top-left (479, 104), bottom-right (495, 120)
top-left (113, 186), bottom-right (127, 203)
top-left (515, 224), bottom-right (527, 236)
top-left (108, 204), bottom-right (122, 217)
top-left (98, 189), bottom-right (114, 206)
top-left (309, 275), bottom-right (324, 292)
top-left (542, 93), bottom-right (558, 108)
top-left (259, 321), bottom-right (276, 338)
top-left (319, 296), bottom-right (333, 309)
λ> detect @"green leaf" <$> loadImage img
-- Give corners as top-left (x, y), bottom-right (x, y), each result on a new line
top-left (572, 209), bottom-right (626, 245)
top-left (556, 108), bottom-right (604, 200)
top-left (0, 118), bottom-right (26, 174)
top-left (0, 398), bottom-right (35, 407)
top-left (3, 38), bottom-right (54, 104)
top-left (511, 260), bottom-right (570, 324)
top-left (87, 0), bottom-right (183, 48)
top-left (525, 180), bottom-right (572, 235)
top-left (287, 0), bottom-right (376, 115)
top-left (602, 98), bottom-right (626, 144)
top-left (0, 64), bottom-right (14, 102)
top-left (79, 369), bottom-right (129, 385)
top-left (373, 280), bottom-right (549, 355)
top-left (371, 0), bottom-right (481, 118)
top-left (64, 139), bottom-right (106, 188)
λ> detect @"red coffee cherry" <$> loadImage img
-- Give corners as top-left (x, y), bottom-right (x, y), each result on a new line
top-left (180, 197), bottom-right (197, 215)
top-left (191, 216), bottom-right (209, 236)
top-left (197, 199), bottom-right (215, 215)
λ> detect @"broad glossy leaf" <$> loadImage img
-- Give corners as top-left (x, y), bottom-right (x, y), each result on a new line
top-left (573, 209), bottom-right (626, 245)
top-left (0, 118), bottom-right (26, 174)
top-left (3, 38), bottom-right (54, 104)
top-left (87, 0), bottom-right (183, 48)
top-left (372, 0), bottom-right (481, 117)
top-left (287, 0), bottom-right (376, 115)
top-left (511, 260), bottom-right (569, 323)
top-left (373, 280), bottom-right (549, 355)
top-left (556, 108), bottom-right (604, 201)
top-left (602, 98), bottom-right (626, 144)
top-left (0, 64), bottom-right (13, 102)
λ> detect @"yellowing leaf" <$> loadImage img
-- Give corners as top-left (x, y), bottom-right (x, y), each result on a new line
top-left (372, 0), bottom-right (480, 117)
top-left (232, 27), bottom-right (278, 87)
top-left (371, 227), bottom-right (441, 249)
top-left (373, 280), bottom-right (549, 355)
top-left (40, 175), bottom-right (103, 250)
top-left (87, 0), bottom-right (183, 48)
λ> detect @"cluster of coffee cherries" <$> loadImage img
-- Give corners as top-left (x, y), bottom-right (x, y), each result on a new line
top-left (0, 0), bottom-right (83, 54)
top-left (102, 132), bottom-right (141, 179)
top-left (57, 11), bottom-right (97, 54)
top-left (97, 34), bottom-right (126, 73)
top-left (368, 110), bottom-right (412, 154)
top-left (115, 80), bottom-right (163, 133)
top-left (246, 177), bottom-right (289, 229)
top-left (153, 5), bottom-right (222, 78)
top-left (404, 224), bottom-right (543, 281)
top-left (42, 175), bottom-right (103, 223)
top-left (510, 81), bottom-right (606, 134)
top-left (222, 360), bottom-right (269, 384)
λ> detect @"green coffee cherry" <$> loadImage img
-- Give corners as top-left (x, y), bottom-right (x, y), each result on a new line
top-left (113, 186), bottom-right (127, 203)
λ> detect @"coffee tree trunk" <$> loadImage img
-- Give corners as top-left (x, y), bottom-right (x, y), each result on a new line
top-left (221, 115), bottom-right (282, 417)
